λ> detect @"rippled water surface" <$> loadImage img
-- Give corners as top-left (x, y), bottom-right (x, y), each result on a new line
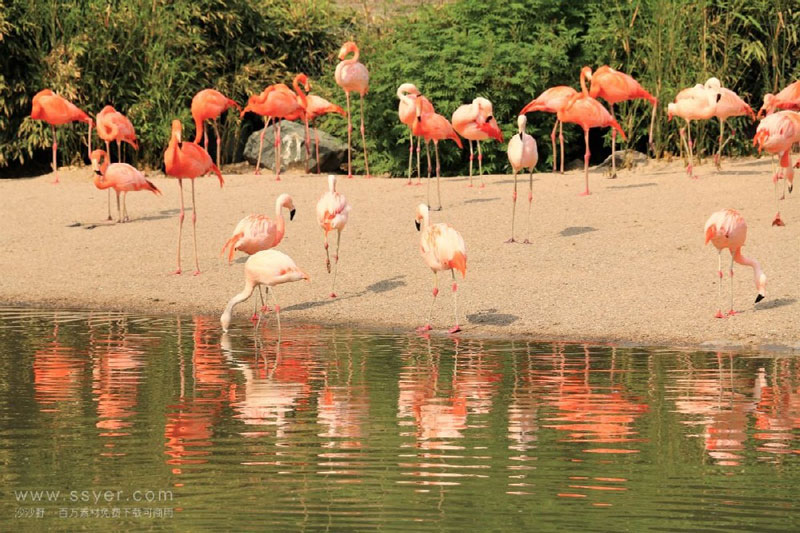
top-left (1, 307), bottom-right (799, 531)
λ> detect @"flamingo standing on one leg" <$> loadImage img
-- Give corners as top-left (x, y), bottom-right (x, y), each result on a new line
top-left (667, 80), bottom-right (721, 179)
top-left (163, 119), bottom-right (224, 275)
top-left (191, 88), bottom-right (240, 168)
top-left (584, 66), bottom-right (658, 178)
top-left (704, 208), bottom-right (766, 318)
top-left (451, 97), bottom-right (504, 188)
top-left (753, 110), bottom-right (800, 226)
top-left (711, 83), bottom-right (755, 169)
top-left (519, 86), bottom-right (577, 174)
top-left (294, 75), bottom-right (346, 174)
top-left (90, 149), bottom-right (160, 223)
top-left (316, 175), bottom-right (351, 298)
top-left (241, 84), bottom-right (302, 180)
top-left (30, 89), bottom-right (94, 184)
top-left (220, 250), bottom-right (310, 333)
top-left (335, 41), bottom-right (370, 178)
top-left (414, 204), bottom-right (466, 334)
top-left (96, 105), bottom-right (139, 220)
top-left (412, 97), bottom-right (463, 211)
top-left (758, 80), bottom-right (800, 118)
top-left (558, 68), bottom-right (626, 195)
top-left (506, 115), bottom-right (538, 244)
top-left (397, 83), bottom-right (434, 185)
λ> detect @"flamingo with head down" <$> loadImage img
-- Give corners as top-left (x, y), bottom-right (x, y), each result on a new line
top-left (412, 98), bottom-right (463, 211)
top-left (398, 83), bottom-right (435, 185)
top-left (519, 86), bottom-right (578, 174)
top-left (294, 74), bottom-right (346, 174)
top-left (191, 88), bottom-right (240, 168)
top-left (91, 149), bottom-right (160, 223)
top-left (451, 97), bottom-right (504, 188)
top-left (241, 84), bottom-right (302, 180)
top-left (96, 105), bottom-right (138, 219)
top-left (753, 110), bottom-right (800, 226)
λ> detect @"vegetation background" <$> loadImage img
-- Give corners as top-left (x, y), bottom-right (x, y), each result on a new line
top-left (1, 0), bottom-right (798, 177)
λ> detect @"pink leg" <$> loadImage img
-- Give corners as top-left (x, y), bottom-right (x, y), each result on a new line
top-left (174, 179), bottom-right (185, 274)
top-left (314, 124), bottom-right (322, 174)
top-left (579, 129), bottom-right (591, 196)
top-left (303, 115), bottom-right (311, 173)
top-left (505, 172), bottom-right (518, 243)
top-left (714, 252), bottom-right (724, 318)
top-left (105, 140), bottom-right (112, 220)
top-left (449, 272), bottom-right (461, 334)
top-left (406, 130), bottom-right (414, 185)
top-left (550, 120), bottom-right (558, 174)
top-left (559, 121), bottom-right (565, 174)
top-left (477, 141), bottom-right (485, 188)
top-left (433, 141), bottom-right (442, 211)
top-left (417, 273), bottom-right (438, 332)
top-left (51, 125), bottom-right (59, 184)
top-left (213, 119), bottom-right (222, 168)
top-left (523, 169), bottom-right (534, 244)
top-left (190, 179), bottom-right (200, 275)
top-left (416, 136), bottom-right (422, 185)
top-left (467, 141), bottom-right (474, 187)
top-left (255, 117), bottom-right (269, 175)
top-left (360, 94), bottom-right (370, 178)
top-left (726, 255), bottom-right (736, 316)
top-left (274, 120), bottom-right (281, 181)
top-left (686, 121), bottom-right (697, 179)
top-left (609, 103), bottom-right (617, 178)
top-left (345, 91), bottom-right (353, 178)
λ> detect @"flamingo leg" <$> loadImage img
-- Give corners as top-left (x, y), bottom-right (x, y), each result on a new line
top-left (303, 114), bottom-right (311, 173)
top-left (259, 286), bottom-right (271, 314)
top-left (416, 135), bottom-right (422, 185)
top-left (117, 139), bottom-right (124, 163)
top-left (417, 272), bottom-right (438, 332)
top-left (115, 190), bottom-right (121, 223)
top-left (406, 129), bottom-right (414, 185)
top-left (434, 141), bottom-right (442, 211)
top-left (274, 120), bottom-right (282, 181)
top-left (212, 119), bottom-right (222, 168)
top-left (559, 120), bottom-right (565, 174)
top-left (314, 124), bottom-right (322, 173)
top-left (550, 120), bottom-right (558, 174)
top-left (105, 140), bottom-right (112, 220)
top-left (345, 91), bottom-right (352, 178)
top-left (360, 93), bottom-right (370, 178)
top-left (449, 270), bottom-right (461, 334)
top-left (269, 287), bottom-right (281, 332)
top-left (255, 117), bottom-right (269, 175)
top-left (425, 140), bottom-right (432, 209)
top-left (477, 141), bottom-right (485, 188)
top-left (324, 232), bottom-right (331, 273)
top-left (772, 164), bottom-right (785, 226)
top-left (202, 119), bottom-right (209, 153)
top-left (714, 250), bottom-right (724, 318)
top-left (715, 118), bottom-right (724, 170)
top-left (610, 103), bottom-right (617, 179)
top-left (190, 178), bottom-right (200, 275)
top-left (686, 121), bottom-right (697, 179)
top-left (175, 178), bottom-right (185, 274)
top-left (506, 171), bottom-right (517, 243)
top-left (330, 230), bottom-right (341, 298)
top-left (523, 168), bottom-right (534, 244)
top-left (468, 140), bottom-right (474, 187)
top-left (580, 128), bottom-right (591, 196)
top-left (727, 254), bottom-right (736, 316)
top-left (251, 288), bottom-right (260, 323)
top-left (51, 125), bottom-right (59, 184)
top-left (122, 192), bottom-right (129, 222)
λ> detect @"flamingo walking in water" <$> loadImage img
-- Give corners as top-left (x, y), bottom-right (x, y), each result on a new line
top-left (415, 204), bottom-right (467, 334)
top-left (398, 83), bottom-right (434, 185)
top-left (704, 209), bottom-right (766, 318)
top-left (96, 105), bottom-right (138, 220)
top-left (335, 41), bottom-right (370, 178)
top-left (506, 115), bottom-right (538, 243)
top-left (519, 86), bottom-right (577, 174)
top-left (316, 175), bottom-right (351, 298)
top-left (753, 110), bottom-right (800, 226)
top-left (191, 89), bottom-right (240, 168)
top-left (294, 75), bottom-right (345, 173)
top-left (667, 79), bottom-right (721, 178)
top-left (90, 149), bottom-right (160, 223)
top-left (163, 119), bottom-right (224, 275)
top-left (30, 89), bottom-right (94, 184)
top-left (241, 84), bottom-right (302, 180)
top-left (412, 97), bottom-right (463, 210)
top-left (559, 68), bottom-right (626, 195)
top-left (584, 66), bottom-right (658, 178)
top-left (220, 250), bottom-right (310, 333)
top-left (451, 97), bottom-right (504, 187)
top-left (758, 80), bottom-right (800, 118)
top-left (711, 83), bottom-right (755, 169)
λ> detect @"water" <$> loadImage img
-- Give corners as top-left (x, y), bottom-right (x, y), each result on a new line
top-left (1, 307), bottom-right (798, 531)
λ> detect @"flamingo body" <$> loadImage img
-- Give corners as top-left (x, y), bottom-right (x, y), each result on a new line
top-left (520, 85), bottom-right (578, 174)
top-left (758, 80), bottom-right (800, 118)
top-left (753, 111), bottom-right (800, 225)
top-left (506, 115), bottom-right (539, 243)
top-left (96, 105), bottom-right (138, 150)
top-left (221, 194), bottom-right (295, 263)
top-left (451, 97), bottom-right (503, 187)
top-left (91, 149), bottom-right (160, 222)
top-left (316, 175), bottom-right (351, 296)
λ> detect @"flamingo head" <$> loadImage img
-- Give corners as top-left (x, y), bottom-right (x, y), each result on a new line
top-left (397, 83), bottom-right (420, 99)
top-left (756, 273), bottom-right (767, 303)
top-left (667, 103), bottom-right (675, 122)
top-left (758, 94), bottom-right (774, 119)
top-left (414, 203), bottom-right (429, 231)
top-left (338, 41), bottom-right (358, 60)
top-left (171, 119), bottom-right (183, 144)
top-left (90, 149), bottom-right (107, 175)
top-left (703, 77), bottom-right (721, 91)
top-left (479, 116), bottom-right (504, 143)
top-left (581, 66), bottom-right (593, 81)
top-left (277, 193), bottom-right (296, 221)
top-left (294, 73), bottom-right (310, 92)
top-left (516, 114), bottom-right (527, 134)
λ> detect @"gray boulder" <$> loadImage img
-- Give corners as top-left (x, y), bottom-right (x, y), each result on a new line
top-left (243, 120), bottom-right (347, 172)
top-left (597, 149), bottom-right (650, 169)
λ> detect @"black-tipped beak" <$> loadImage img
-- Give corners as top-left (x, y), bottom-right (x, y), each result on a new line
top-left (716, 93), bottom-right (722, 103)
top-left (178, 141), bottom-right (183, 149)
top-left (789, 184), bottom-right (794, 194)
top-left (94, 169), bottom-right (102, 175)
top-left (755, 294), bottom-right (765, 303)
top-left (289, 208), bottom-right (296, 221)
top-left (415, 220), bottom-right (421, 231)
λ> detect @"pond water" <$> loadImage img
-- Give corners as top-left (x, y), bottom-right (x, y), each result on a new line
top-left (0, 307), bottom-right (798, 531)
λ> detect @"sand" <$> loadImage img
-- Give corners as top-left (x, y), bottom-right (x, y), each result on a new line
top-left (1, 155), bottom-right (798, 350)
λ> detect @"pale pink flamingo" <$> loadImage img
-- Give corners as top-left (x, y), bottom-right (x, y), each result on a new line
top-left (191, 88), bottom-right (240, 167)
top-left (758, 80), bottom-right (800, 119)
top-left (753, 110), bottom-right (800, 225)
top-left (220, 250), bottom-right (310, 333)
top-left (519, 86), bottom-right (578, 174)
top-left (96, 105), bottom-right (139, 219)
top-left (397, 83), bottom-right (434, 185)
top-left (335, 41), bottom-right (370, 178)
top-left (667, 78), bottom-right (721, 178)
top-left (710, 82), bottom-right (755, 168)
top-left (90, 149), bottom-right (160, 223)
top-left (704, 209), bottom-right (766, 318)
top-left (415, 204), bottom-right (467, 334)
top-left (294, 75), bottom-right (345, 173)
top-left (584, 66), bottom-right (658, 177)
top-left (411, 97), bottom-right (463, 210)
top-left (558, 68), bottom-right (626, 195)
top-left (163, 119), bottom-right (224, 275)
top-left (30, 89), bottom-right (94, 184)
top-left (506, 115), bottom-right (538, 243)
top-left (316, 175), bottom-right (351, 298)
top-left (451, 97), bottom-right (504, 187)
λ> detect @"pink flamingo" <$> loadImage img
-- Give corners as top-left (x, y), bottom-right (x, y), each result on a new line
top-left (335, 41), bottom-right (370, 178)
top-left (294, 75), bottom-right (345, 174)
top-left (506, 115), bottom-right (538, 243)
top-left (451, 97), bottom-right (504, 187)
top-left (558, 68), bottom-right (626, 195)
top-left (163, 119), bottom-right (224, 275)
top-left (412, 97), bottom-right (463, 210)
top-left (753, 110), bottom-right (800, 226)
top-left (584, 66), bottom-right (658, 178)
top-left (704, 209), bottom-right (766, 318)
top-left (519, 86), bottom-right (578, 174)
top-left (316, 175), bottom-right (352, 298)
top-left (30, 89), bottom-right (94, 184)
top-left (398, 83), bottom-right (435, 185)
top-left (667, 79), bottom-right (721, 178)
top-left (710, 82), bottom-right (755, 168)
top-left (415, 203), bottom-right (467, 334)
top-left (220, 250), bottom-right (310, 333)
top-left (758, 80), bottom-right (800, 119)
top-left (96, 105), bottom-right (138, 220)
top-left (191, 88), bottom-right (240, 167)
top-left (90, 149), bottom-right (160, 223)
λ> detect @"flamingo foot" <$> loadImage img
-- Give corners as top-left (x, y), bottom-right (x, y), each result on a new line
top-left (431, 205), bottom-right (442, 212)
top-left (714, 154), bottom-right (720, 169)
top-left (193, 270), bottom-right (201, 276)
top-left (505, 237), bottom-right (516, 244)
top-left (406, 181), bottom-right (413, 186)
top-left (347, 174), bottom-right (354, 179)
top-left (714, 310), bottom-right (725, 319)
top-left (364, 174), bottom-right (372, 179)
top-left (522, 239), bottom-right (532, 244)
top-left (416, 324), bottom-right (433, 333)
top-left (414, 181), bottom-right (422, 186)
top-left (275, 177), bottom-right (281, 182)
top-left (51, 178), bottom-right (60, 185)
top-left (254, 169), bottom-right (261, 175)
top-left (326, 259), bottom-right (331, 273)
top-left (480, 183), bottom-right (486, 189)
top-left (608, 173), bottom-right (618, 179)
top-left (106, 216), bottom-right (113, 221)
top-left (330, 292), bottom-right (337, 298)
top-left (448, 325), bottom-right (461, 334)
top-left (466, 183), bottom-right (474, 188)
top-left (250, 313), bottom-right (258, 323)
top-left (260, 306), bottom-right (272, 313)
top-left (726, 309), bottom-right (738, 317)
top-left (173, 269), bottom-right (182, 275)
top-left (579, 190), bottom-right (591, 196)
top-left (772, 214), bottom-right (785, 227)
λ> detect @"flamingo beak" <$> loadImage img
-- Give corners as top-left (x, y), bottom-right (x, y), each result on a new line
top-left (479, 120), bottom-right (504, 142)
top-left (415, 220), bottom-right (421, 231)
top-left (755, 294), bottom-right (765, 303)
top-left (290, 208), bottom-right (296, 221)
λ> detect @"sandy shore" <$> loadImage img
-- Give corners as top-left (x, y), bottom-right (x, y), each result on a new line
top-left (1, 155), bottom-right (798, 350)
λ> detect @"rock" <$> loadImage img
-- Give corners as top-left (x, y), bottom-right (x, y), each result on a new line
top-left (243, 120), bottom-right (347, 172)
top-left (597, 149), bottom-right (650, 169)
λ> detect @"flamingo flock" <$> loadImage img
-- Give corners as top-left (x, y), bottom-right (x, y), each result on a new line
top-left (25, 39), bottom-right (800, 328)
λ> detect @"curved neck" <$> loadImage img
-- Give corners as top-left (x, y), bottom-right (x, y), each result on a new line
top-left (342, 47), bottom-right (359, 65)
top-left (398, 87), bottom-right (416, 109)
top-left (221, 282), bottom-right (256, 331)
top-left (293, 77), bottom-right (308, 109)
top-left (579, 70), bottom-right (589, 96)
top-left (734, 250), bottom-right (763, 286)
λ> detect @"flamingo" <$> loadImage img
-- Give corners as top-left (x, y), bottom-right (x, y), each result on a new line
top-left (558, 68), bottom-right (626, 195)
top-left (411, 97), bottom-right (463, 211)
top-left (335, 41), bottom-right (370, 178)
top-left (241, 84), bottom-right (302, 180)
top-left (96, 105), bottom-right (139, 220)
top-left (667, 79), bottom-right (721, 179)
top-left (163, 119), bottom-right (224, 275)
top-left (758, 80), bottom-right (800, 119)
top-left (294, 75), bottom-right (346, 174)
top-left (316, 175), bottom-right (351, 298)
top-left (30, 89), bottom-right (94, 184)
top-left (704, 209), bottom-right (766, 318)
top-left (753, 110), bottom-right (800, 226)
top-left (415, 203), bottom-right (467, 334)
top-left (711, 83), bottom-right (755, 169)
top-left (191, 88), bottom-right (240, 168)
top-left (584, 66), bottom-right (658, 178)
top-left (90, 149), bottom-right (160, 223)
top-left (220, 250), bottom-right (310, 333)
top-left (506, 115), bottom-right (538, 243)
top-left (451, 97), bottom-right (504, 187)
top-left (397, 83), bottom-right (434, 185)
top-left (519, 86), bottom-right (577, 174)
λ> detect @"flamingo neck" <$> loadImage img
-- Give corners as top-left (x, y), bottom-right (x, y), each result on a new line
top-left (221, 282), bottom-right (256, 332)
top-left (734, 250), bottom-right (763, 287)
top-left (397, 87), bottom-right (415, 110)
top-left (579, 70), bottom-right (589, 96)
top-left (293, 78), bottom-right (308, 109)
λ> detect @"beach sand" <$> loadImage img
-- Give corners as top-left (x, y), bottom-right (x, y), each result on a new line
top-left (1, 155), bottom-right (798, 350)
